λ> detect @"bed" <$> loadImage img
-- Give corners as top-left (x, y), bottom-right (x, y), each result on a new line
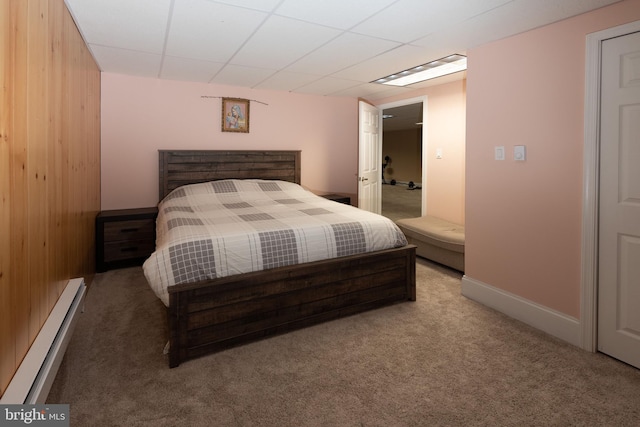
top-left (144, 150), bottom-right (416, 367)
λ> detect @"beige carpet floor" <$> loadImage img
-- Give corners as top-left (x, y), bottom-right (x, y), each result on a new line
top-left (48, 259), bottom-right (640, 426)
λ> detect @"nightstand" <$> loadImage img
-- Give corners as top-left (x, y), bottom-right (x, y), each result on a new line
top-left (320, 193), bottom-right (351, 205)
top-left (96, 207), bottom-right (158, 272)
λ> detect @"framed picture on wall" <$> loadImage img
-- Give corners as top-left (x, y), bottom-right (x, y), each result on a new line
top-left (221, 98), bottom-right (250, 133)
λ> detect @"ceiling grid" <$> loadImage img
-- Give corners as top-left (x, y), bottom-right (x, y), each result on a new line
top-left (64, 0), bottom-right (620, 99)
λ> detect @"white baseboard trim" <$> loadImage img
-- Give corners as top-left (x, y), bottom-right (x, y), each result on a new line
top-left (461, 275), bottom-right (581, 347)
top-left (1, 278), bottom-right (86, 404)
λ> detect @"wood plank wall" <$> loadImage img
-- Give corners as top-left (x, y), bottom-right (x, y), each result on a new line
top-left (0, 0), bottom-right (101, 397)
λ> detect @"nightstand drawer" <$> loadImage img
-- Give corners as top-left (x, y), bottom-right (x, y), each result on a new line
top-left (104, 240), bottom-right (156, 263)
top-left (104, 219), bottom-right (155, 242)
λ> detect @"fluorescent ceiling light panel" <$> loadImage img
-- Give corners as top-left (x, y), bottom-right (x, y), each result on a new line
top-left (373, 54), bottom-right (467, 86)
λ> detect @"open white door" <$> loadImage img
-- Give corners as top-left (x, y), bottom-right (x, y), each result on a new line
top-left (358, 101), bottom-right (382, 214)
top-left (597, 30), bottom-right (640, 369)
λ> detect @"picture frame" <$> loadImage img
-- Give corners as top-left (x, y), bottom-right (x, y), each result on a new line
top-left (221, 98), bottom-right (250, 133)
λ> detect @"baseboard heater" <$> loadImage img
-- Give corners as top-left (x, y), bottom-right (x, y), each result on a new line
top-left (1, 278), bottom-right (86, 404)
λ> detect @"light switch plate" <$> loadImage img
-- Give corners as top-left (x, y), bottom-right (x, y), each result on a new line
top-left (495, 146), bottom-right (505, 160)
top-left (514, 145), bottom-right (526, 161)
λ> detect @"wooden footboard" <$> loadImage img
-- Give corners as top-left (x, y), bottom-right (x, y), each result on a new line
top-left (167, 245), bottom-right (416, 368)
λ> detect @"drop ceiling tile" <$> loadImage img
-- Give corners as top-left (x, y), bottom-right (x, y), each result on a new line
top-left (366, 87), bottom-right (418, 101)
top-left (212, 0), bottom-right (282, 12)
top-left (166, 0), bottom-right (268, 62)
top-left (211, 64), bottom-right (277, 87)
top-left (293, 76), bottom-right (362, 96)
top-left (414, 0), bottom-right (621, 51)
top-left (253, 71), bottom-right (324, 92)
top-left (90, 45), bottom-right (163, 76)
top-left (67, 0), bottom-right (624, 98)
top-left (520, 0), bottom-right (622, 22)
top-left (65, 0), bottom-right (171, 53)
top-left (160, 56), bottom-right (225, 82)
top-left (274, 0), bottom-right (397, 30)
top-left (351, 0), bottom-right (458, 43)
top-left (351, 0), bottom-right (516, 44)
top-left (286, 33), bottom-right (400, 75)
top-left (331, 82), bottom-right (411, 99)
top-left (231, 15), bottom-right (342, 69)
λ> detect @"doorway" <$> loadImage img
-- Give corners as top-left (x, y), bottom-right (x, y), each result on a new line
top-left (581, 20), bottom-right (640, 369)
top-left (379, 97), bottom-right (426, 222)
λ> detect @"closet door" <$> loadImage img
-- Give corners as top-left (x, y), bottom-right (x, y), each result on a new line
top-left (597, 30), bottom-right (640, 369)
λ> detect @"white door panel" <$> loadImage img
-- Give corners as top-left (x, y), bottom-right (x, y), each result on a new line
top-left (358, 101), bottom-right (381, 214)
top-left (598, 30), bottom-right (640, 369)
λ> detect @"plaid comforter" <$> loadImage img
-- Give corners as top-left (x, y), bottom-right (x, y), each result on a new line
top-left (143, 179), bottom-right (408, 306)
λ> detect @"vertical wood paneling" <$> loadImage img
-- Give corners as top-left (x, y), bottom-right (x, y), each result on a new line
top-left (0, 0), bottom-right (100, 397)
top-left (59, 11), bottom-right (72, 281)
top-left (0, 0), bottom-right (14, 395)
top-left (9, 0), bottom-right (31, 383)
top-left (48, 0), bottom-right (64, 302)
top-left (27, 0), bottom-right (49, 340)
top-left (68, 21), bottom-right (83, 273)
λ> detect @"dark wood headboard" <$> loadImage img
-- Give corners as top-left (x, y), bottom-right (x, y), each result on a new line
top-left (158, 150), bottom-right (301, 201)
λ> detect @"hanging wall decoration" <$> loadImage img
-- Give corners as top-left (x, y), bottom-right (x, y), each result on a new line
top-left (221, 97), bottom-right (250, 133)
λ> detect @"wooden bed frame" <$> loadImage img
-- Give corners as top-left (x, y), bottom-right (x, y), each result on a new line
top-left (158, 150), bottom-right (416, 368)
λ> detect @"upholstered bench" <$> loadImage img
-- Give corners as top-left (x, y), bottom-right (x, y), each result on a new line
top-left (395, 216), bottom-right (465, 272)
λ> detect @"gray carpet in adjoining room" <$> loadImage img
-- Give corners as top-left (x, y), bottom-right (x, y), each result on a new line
top-left (382, 183), bottom-right (421, 223)
top-left (47, 260), bottom-right (640, 427)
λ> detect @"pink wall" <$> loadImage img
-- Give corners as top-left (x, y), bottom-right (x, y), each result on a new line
top-left (465, 0), bottom-right (640, 318)
top-left (101, 73), bottom-right (358, 210)
top-left (375, 80), bottom-right (467, 224)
